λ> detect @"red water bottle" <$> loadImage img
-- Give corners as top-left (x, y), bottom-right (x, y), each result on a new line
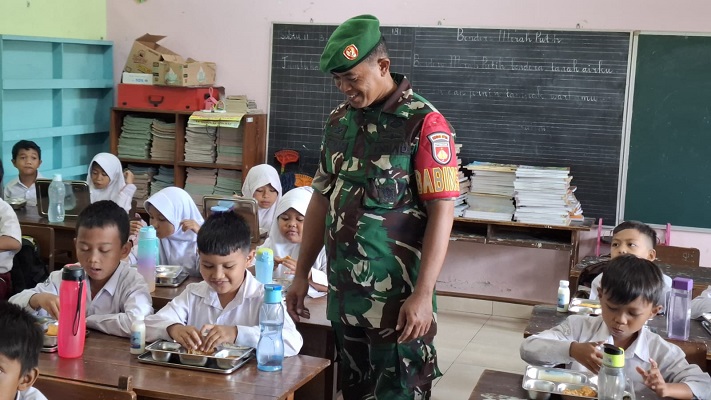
top-left (58, 264), bottom-right (86, 358)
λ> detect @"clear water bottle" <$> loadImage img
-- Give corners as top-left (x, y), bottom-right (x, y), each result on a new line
top-left (598, 344), bottom-right (625, 400)
top-left (48, 174), bottom-right (66, 223)
top-left (257, 283), bottom-right (284, 372)
top-left (667, 277), bottom-right (693, 340)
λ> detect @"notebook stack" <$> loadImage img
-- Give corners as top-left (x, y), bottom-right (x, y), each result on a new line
top-left (150, 120), bottom-right (176, 161)
top-left (184, 168), bottom-right (217, 206)
top-left (513, 165), bottom-right (583, 226)
top-left (118, 115), bottom-right (153, 159)
top-left (214, 169), bottom-right (242, 196)
top-left (462, 161), bottom-right (516, 221)
top-left (150, 166), bottom-right (175, 196)
top-left (215, 126), bottom-right (243, 165)
top-left (184, 125), bottom-right (217, 163)
top-left (126, 164), bottom-right (157, 205)
top-left (453, 144), bottom-right (469, 217)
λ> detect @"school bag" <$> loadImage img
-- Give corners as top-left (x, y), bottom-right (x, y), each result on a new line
top-left (573, 255), bottom-right (610, 299)
top-left (10, 236), bottom-right (49, 295)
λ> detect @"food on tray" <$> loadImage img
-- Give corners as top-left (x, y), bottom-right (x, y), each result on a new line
top-left (46, 324), bottom-right (58, 336)
top-left (577, 302), bottom-right (601, 309)
top-left (187, 348), bottom-right (216, 356)
top-left (562, 386), bottom-right (597, 396)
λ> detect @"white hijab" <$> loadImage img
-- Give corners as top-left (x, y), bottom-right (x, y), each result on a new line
top-left (88, 153), bottom-right (125, 203)
top-left (145, 187), bottom-right (205, 276)
top-left (241, 164), bottom-right (282, 232)
top-left (261, 187), bottom-right (314, 260)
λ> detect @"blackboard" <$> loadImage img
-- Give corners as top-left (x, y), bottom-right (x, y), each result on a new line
top-left (268, 24), bottom-right (631, 222)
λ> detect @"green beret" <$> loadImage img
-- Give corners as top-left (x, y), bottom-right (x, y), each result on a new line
top-left (320, 15), bottom-right (383, 73)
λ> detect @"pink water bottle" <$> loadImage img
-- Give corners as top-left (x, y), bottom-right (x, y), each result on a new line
top-left (58, 264), bottom-right (87, 358)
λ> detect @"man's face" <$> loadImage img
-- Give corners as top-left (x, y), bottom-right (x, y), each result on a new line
top-left (331, 58), bottom-right (390, 109)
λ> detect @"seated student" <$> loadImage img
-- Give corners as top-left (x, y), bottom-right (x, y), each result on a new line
top-left (0, 162), bottom-right (22, 300)
top-left (145, 211), bottom-right (303, 355)
top-left (136, 187), bottom-right (203, 277)
top-left (589, 221), bottom-right (672, 301)
top-left (521, 255), bottom-right (711, 399)
top-left (240, 164), bottom-right (282, 233)
top-left (690, 286), bottom-right (711, 319)
top-left (0, 301), bottom-right (47, 400)
top-left (9, 201), bottom-right (152, 337)
top-left (88, 153), bottom-right (136, 213)
top-left (260, 187), bottom-right (328, 292)
top-left (4, 140), bottom-right (43, 207)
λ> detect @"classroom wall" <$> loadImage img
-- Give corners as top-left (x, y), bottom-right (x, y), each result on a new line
top-left (0, 0), bottom-right (106, 40)
top-left (106, 1), bottom-right (711, 269)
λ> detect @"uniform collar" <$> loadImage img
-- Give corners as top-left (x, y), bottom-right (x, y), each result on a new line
top-left (88, 261), bottom-right (127, 298)
top-left (360, 73), bottom-right (412, 117)
top-left (197, 271), bottom-right (263, 310)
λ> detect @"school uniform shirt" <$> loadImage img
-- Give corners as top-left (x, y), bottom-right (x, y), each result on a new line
top-left (16, 387), bottom-right (47, 400)
top-left (88, 153), bottom-right (136, 213)
top-left (241, 164), bottom-right (282, 232)
top-left (143, 187), bottom-right (204, 276)
top-left (4, 172), bottom-right (44, 206)
top-left (520, 315), bottom-right (711, 398)
top-left (589, 272), bottom-right (673, 303)
top-left (145, 272), bottom-right (303, 356)
top-left (9, 261), bottom-right (153, 337)
top-left (0, 199), bottom-right (22, 274)
top-left (690, 285), bottom-right (711, 319)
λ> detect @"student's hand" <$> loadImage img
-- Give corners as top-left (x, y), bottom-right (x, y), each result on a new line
top-left (286, 276), bottom-right (311, 322)
top-left (277, 256), bottom-right (297, 274)
top-left (30, 293), bottom-right (60, 320)
top-left (636, 358), bottom-right (669, 396)
top-left (123, 170), bottom-right (134, 184)
top-left (180, 219), bottom-right (201, 234)
top-left (129, 214), bottom-right (146, 237)
top-left (199, 324), bottom-right (237, 353)
top-left (569, 341), bottom-right (604, 374)
top-left (396, 291), bottom-right (433, 343)
top-left (167, 324), bottom-right (202, 350)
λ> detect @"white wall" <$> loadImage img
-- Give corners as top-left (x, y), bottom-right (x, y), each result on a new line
top-left (106, 1), bottom-right (711, 277)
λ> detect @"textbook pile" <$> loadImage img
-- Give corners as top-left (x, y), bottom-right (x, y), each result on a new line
top-left (462, 161), bottom-right (516, 221)
top-left (513, 165), bottom-right (583, 226)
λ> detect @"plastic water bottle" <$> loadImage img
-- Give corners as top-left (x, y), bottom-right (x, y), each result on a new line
top-left (255, 248), bottom-right (274, 284)
top-left (257, 284), bottom-right (284, 371)
top-left (598, 344), bottom-right (625, 400)
top-left (137, 226), bottom-right (158, 292)
top-left (667, 277), bottom-right (693, 340)
top-left (48, 174), bottom-right (65, 223)
top-left (557, 280), bottom-right (570, 312)
top-left (58, 264), bottom-right (86, 358)
top-left (130, 314), bottom-right (146, 355)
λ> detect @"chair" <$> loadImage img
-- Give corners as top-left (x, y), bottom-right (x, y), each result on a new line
top-left (655, 245), bottom-right (700, 267)
top-left (665, 338), bottom-right (708, 372)
top-left (34, 375), bottom-right (137, 400)
top-left (19, 225), bottom-right (55, 273)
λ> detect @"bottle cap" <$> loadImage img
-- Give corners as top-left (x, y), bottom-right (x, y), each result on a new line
top-left (61, 264), bottom-right (85, 281)
top-left (559, 280), bottom-right (569, 288)
top-left (210, 205), bottom-right (230, 213)
top-left (138, 226), bottom-right (157, 240)
top-left (602, 343), bottom-right (625, 368)
top-left (256, 248), bottom-right (274, 262)
top-left (672, 277), bottom-right (693, 291)
top-left (263, 283), bottom-right (283, 303)
top-left (53, 174), bottom-right (62, 181)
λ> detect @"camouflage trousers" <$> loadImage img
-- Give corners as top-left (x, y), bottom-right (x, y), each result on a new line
top-left (332, 321), bottom-right (441, 400)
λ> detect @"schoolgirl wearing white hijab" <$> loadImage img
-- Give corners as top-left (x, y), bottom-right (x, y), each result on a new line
top-left (260, 186), bottom-right (328, 292)
top-left (240, 164), bottom-right (282, 234)
top-left (144, 187), bottom-right (205, 276)
top-left (88, 153), bottom-right (136, 213)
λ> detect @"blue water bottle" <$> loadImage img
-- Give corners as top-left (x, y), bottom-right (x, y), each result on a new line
top-left (137, 226), bottom-right (158, 292)
top-left (255, 248), bottom-right (274, 284)
top-left (257, 284), bottom-right (284, 371)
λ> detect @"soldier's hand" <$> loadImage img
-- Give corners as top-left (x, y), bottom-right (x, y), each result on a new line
top-left (285, 276), bottom-right (310, 322)
top-left (396, 292), bottom-right (433, 343)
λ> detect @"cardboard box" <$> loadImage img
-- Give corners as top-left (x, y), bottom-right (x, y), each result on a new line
top-left (124, 34), bottom-right (183, 74)
top-left (122, 72), bottom-right (153, 85)
top-left (153, 59), bottom-right (216, 87)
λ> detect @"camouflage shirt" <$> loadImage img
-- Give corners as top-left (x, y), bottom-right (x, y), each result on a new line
top-left (312, 74), bottom-right (460, 328)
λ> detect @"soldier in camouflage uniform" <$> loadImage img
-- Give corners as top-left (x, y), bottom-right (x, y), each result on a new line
top-left (286, 15), bottom-right (460, 400)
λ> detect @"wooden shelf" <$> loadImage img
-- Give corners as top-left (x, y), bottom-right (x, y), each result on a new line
top-left (119, 158), bottom-right (174, 166)
top-left (178, 161), bottom-right (242, 170)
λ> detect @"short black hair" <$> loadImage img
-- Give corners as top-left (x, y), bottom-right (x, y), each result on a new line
top-left (197, 211), bottom-right (251, 256)
top-left (365, 38), bottom-right (389, 64)
top-left (613, 220), bottom-right (657, 249)
top-left (76, 200), bottom-right (130, 244)
top-left (11, 140), bottom-right (42, 161)
top-left (0, 301), bottom-right (43, 375)
top-left (600, 254), bottom-right (664, 306)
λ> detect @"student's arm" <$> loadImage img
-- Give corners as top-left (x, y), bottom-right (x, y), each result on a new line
top-left (117, 184), bottom-right (136, 213)
top-left (9, 272), bottom-right (61, 316)
top-left (642, 340), bottom-right (711, 399)
top-left (520, 316), bottom-right (585, 367)
top-left (0, 205), bottom-right (21, 252)
top-left (0, 235), bottom-right (21, 252)
top-left (145, 285), bottom-right (193, 342)
top-left (85, 277), bottom-right (153, 337)
top-left (690, 286), bottom-right (711, 319)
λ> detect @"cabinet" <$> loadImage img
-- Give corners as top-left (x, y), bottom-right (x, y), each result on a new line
top-left (109, 107), bottom-right (266, 193)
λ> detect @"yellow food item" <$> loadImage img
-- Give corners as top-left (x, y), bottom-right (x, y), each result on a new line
top-left (562, 386), bottom-right (597, 396)
top-left (46, 324), bottom-right (58, 336)
top-left (578, 302), bottom-right (601, 309)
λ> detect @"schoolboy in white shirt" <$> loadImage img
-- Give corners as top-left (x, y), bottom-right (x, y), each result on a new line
top-left (10, 201), bottom-right (153, 337)
top-left (521, 255), bottom-right (711, 399)
top-left (4, 141), bottom-right (44, 207)
top-left (0, 162), bottom-right (22, 300)
top-left (146, 211), bottom-right (303, 356)
top-left (0, 301), bottom-right (47, 400)
top-left (690, 285), bottom-right (711, 319)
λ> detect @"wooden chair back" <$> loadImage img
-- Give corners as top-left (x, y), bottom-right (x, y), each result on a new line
top-left (665, 338), bottom-right (708, 372)
top-left (19, 224), bottom-right (55, 273)
top-left (34, 375), bottom-right (137, 400)
top-left (655, 245), bottom-right (700, 267)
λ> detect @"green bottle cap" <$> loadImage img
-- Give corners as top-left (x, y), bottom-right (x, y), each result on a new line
top-left (602, 343), bottom-right (625, 368)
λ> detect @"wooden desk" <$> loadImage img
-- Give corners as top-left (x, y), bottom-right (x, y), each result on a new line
top-left (39, 331), bottom-right (329, 400)
top-left (524, 305), bottom-right (711, 364)
top-left (469, 369), bottom-right (660, 399)
top-left (16, 205), bottom-right (77, 267)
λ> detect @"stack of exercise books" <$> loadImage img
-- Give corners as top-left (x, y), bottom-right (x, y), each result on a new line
top-left (150, 120), bottom-right (176, 161)
top-left (118, 115), bottom-right (153, 159)
top-left (462, 161), bottom-right (516, 221)
top-left (184, 125), bottom-right (217, 163)
top-left (184, 168), bottom-right (217, 206)
top-left (126, 164), bottom-right (157, 205)
top-left (215, 126), bottom-right (243, 165)
top-left (150, 166), bottom-right (174, 196)
top-left (214, 169), bottom-right (242, 196)
top-left (513, 165), bottom-right (583, 226)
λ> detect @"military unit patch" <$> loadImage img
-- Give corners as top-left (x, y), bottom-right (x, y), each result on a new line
top-left (343, 44), bottom-right (359, 60)
top-left (427, 132), bottom-right (452, 165)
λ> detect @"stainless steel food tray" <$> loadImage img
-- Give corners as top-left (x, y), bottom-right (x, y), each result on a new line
top-left (522, 365), bottom-right (634, 399)
top-left (138, 341), bottom-right (254, 374)
top-left (568, 298), bottom-right (602, 315)
top-left (155, 270), bottom-right (189, 287)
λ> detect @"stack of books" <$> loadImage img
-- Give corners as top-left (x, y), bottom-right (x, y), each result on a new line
top-left (184, 168), bottom-right (217, 206)
top-left (150, 120), bottom-right (176, 161)
top-left (126, 164), bottom-right (157, 205)
top-left (215, 126), bottom-right (243, 165)
top-left (118, 115), bottom-right (153, 159)
top-left (462, 161), bottom-right (516, 221)
top-left (513, 165), bottom-right (583, 226)
top-left (453, 144), bottom-right (469, 217)
top-left (150, 166), bottom-right (175, 196)
top-left (214, 169), bottom-right (242, 196)
top-left (184, 125), bottom-right (217, 163)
